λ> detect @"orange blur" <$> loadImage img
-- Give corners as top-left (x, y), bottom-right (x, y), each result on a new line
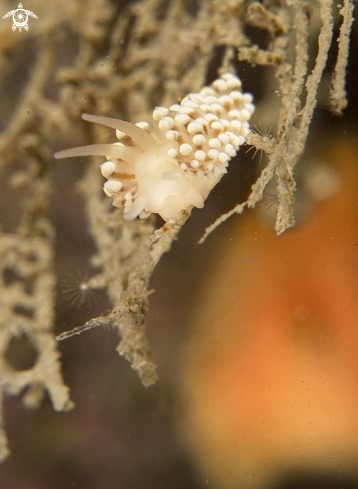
top-left (181, 140), bottom-right (358, 488)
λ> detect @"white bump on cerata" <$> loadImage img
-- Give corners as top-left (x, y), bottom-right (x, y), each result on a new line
top-left (219, 95), bottom-right (234, 109)
top-left (188, 93), bottom-right (204, 104)
top-left (195, 150), bottom-right (206, 161)
top-left (103, 181), bottom-right (116, 197)
top-left (166, 130), bottom-right (179, 142)
top-left (200, 87), bottom-right (216, 97)
top-left (233, 135), bottom-right (243, 148)
top-left (226, 77), bottom-right (242, 90)
top-left (139, 209), bottom-right (150, 219)
top-left (179, 144), bottom-right (193, 156)
top-left (175, 113), bottom-right (191, 125)
top-left (232, 136), bottom-right (241, 150)
top-left (159, 117), bottom-right (175, 131)
top-left (228, 109), bottom-right (241, 119)
top-left (196, 117), bottom-right (209, 127)
top-left (220, 119), bottom-right (230, 130)
top-left (208, 138), bottom-right (221, 149)
top-left (225, 144), bottom-right (236, 157)
top-left (208, 149), bottom-right (219, 160)
top-left (199, 104), bottom-right (211, 113)
top-left (240, 109), bottom-right (251, 121)
top-left (230, 90), bottom-right (243, 102)
top-left (222, 73), bottom-right (235, 81)
top-left (134, 121), bottom-right (150, 131)
top-left (243, 93), bottom-right (254, 104)
top-left (219, 152), bottom-right (230, 163)
top-left (109, 181), bottom-right (123, 193)
top-left (125, 192), bottom-right (132, 200)
top-left (187, 121), bottom-right (204, 134)
top-left (214, 166), bottom-right (222, 175)
top-left (239, 122), bottom-right (251, 136)
top-left (204, 113), bottom-right (219, 123)
top-left (245, 103), bottom-right (256, 114)
top-left (182, 99), bottom-right (199, 109)
top-left (193, 134), bottom-right (206, 146)
top-left (153, 107), bottom-right (169, 121)
top-left (204, 163), bottom-right (214, 172)
top-left (100, 161), bottom-right (116, 177)
top-left (167, 148), bottom-right (178, 158)
top-left (180, 163), bottom-right (188, 170)
top-left (207, 172), bottom-right (216, 179)
top-left (190, 159), bottom-right (200, 169)
top-left (227, 132), bottom-right (236, 144)
top-left (211, 103), bottom-right (224, 115)
top-left (179, 106), bottom-right (196, 116)
top-left (211, 120), bottom-right (225, 132)
top-left (204, 96), bottom-right (218, 104)
top-left (212, 79), bottom-right (228, 93)
top-left (218, 133), bottom-right (230, 144)
top-left (230, 120), bottom-right (242, 132)
top-left (170, 103), bottom-right (181, 111)
top-left (104, 180), bottom-right (122, 194)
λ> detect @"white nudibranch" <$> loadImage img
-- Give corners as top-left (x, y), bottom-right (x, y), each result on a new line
top-left (54, 73), bottom-right (254, 226)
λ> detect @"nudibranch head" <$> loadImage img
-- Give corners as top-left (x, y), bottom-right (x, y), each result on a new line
top-left (54, 73), bottom-right (254, 224)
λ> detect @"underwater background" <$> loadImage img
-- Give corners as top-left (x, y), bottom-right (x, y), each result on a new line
top-left (0, 0), bottom-right (357, 488)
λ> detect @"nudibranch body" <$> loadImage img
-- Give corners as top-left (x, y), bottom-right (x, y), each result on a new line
top-left (54, 73), bottom-right (254, 225)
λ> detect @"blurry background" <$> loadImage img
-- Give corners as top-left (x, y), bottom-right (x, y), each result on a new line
top-left (0, 0), bottom-right (358, 488)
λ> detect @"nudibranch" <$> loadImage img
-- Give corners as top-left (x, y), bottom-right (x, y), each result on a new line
top-left (54, 73), bottom-right (254, 225)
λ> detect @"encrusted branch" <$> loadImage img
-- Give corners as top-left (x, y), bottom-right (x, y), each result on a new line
top-left (329, 0), bottom-right (355, 115)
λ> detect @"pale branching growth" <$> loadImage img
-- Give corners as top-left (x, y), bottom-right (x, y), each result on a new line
top-left (201, 0), bottom-right (353, 241)
top-left (329, 0), bottom-right (355, 115)
top-left (0, 211), bottom-right (74, 462)
top-left (0, 30), bottom-right (74, 457)
top-left (57, 212), bottom-right (179, 386)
